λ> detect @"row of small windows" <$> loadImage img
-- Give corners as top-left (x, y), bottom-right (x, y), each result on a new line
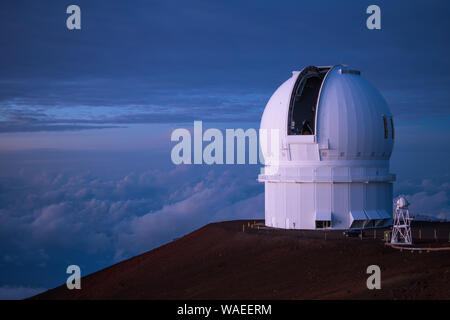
top-left (321, 151), bottom-right (392, 157)
top-left (383, 116), bottom-right (394, 139)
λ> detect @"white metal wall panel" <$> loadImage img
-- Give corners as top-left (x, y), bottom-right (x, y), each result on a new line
top-left (332, 183), bottom-right (349, 228)
top-left (295, 183), bottom-right (302, 228)
top-left (350, 183), bottom-right (365, 211)
top-left (300, 183), bottom-right (315, 229)
top-left (315, 183), bottom-right (332, 219)
top-left (285, 185), bottom-right (294, 228)
top-left (365, 183), bottom-right (378, 212)
top-left (315, 211), bottom-right (332, 221)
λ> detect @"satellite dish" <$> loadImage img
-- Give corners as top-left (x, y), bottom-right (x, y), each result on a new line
top-left (396, 196), bottom-right (409, 209)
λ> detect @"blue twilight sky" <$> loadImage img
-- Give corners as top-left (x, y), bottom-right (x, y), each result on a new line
top-left (0, 0), bottom-right (449, 298)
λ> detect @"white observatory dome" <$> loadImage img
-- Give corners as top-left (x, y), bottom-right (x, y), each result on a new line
top-left (259, 65), bottom-right (395, 230)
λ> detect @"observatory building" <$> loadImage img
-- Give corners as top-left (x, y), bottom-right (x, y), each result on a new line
top-left (258, 65), bottom-right (395, 230)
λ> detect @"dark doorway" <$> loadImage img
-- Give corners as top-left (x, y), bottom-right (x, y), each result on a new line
top-left (315, 220), bottom-right (331, 229)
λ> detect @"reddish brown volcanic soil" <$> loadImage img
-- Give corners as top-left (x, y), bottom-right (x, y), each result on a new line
top-left (34, 220), bottom-right (450, 300)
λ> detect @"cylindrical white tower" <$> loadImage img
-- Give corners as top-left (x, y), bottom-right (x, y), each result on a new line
top-left (258, 65), bottom-right (395, 230)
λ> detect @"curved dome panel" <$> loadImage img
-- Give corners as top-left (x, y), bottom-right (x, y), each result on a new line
top-left (259, 71), bottom-right (298, 161)
top-left (316, 66), bottom-right (394, 160)
top-left (260, 73), bottom-right (296, 134)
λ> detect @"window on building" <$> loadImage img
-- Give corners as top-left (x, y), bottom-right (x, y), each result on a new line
top-left (383, 116), bottom-right (388, 139)
top-left (390, 117), bottom-right (394, 139)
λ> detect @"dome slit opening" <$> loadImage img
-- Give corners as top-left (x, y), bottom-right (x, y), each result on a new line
top-left (287, 66), bottom-right (330, 136)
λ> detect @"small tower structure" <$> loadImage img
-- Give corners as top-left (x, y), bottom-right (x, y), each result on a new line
top-left (391, 196), bottom-right (412, 245)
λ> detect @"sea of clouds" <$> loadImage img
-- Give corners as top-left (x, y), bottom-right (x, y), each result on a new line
top-left (0, 150), bottom-right (264, 298)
